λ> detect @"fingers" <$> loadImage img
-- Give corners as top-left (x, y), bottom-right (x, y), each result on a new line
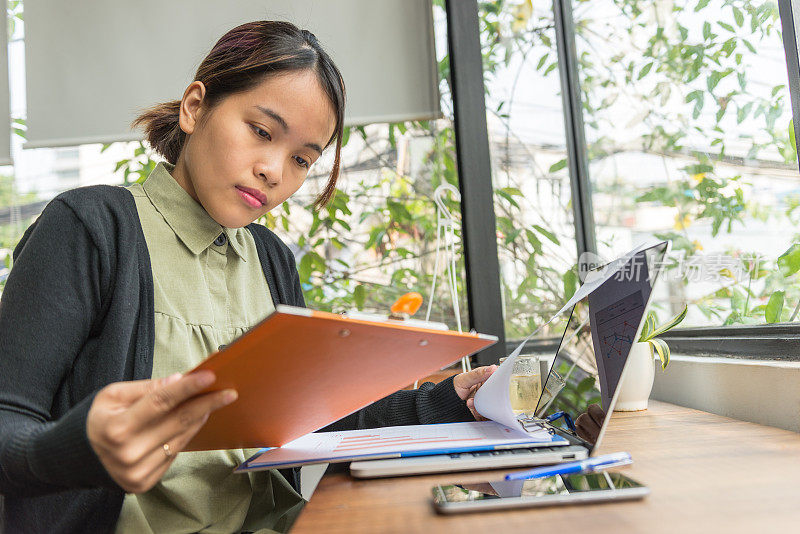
top-left (453, 365), bottom-right (498, 400)
top-left (87, 374), bottom-right (237, 494)
top-left (466, 398), bottom-right (487, 421)
top-left (575, 412), bottom-right (601, 443)
top-left (100, 373), bottom-right (180, 405)
top-left (127, 371), bottom-right (218, 427)
top-left (134, 389), bottom-right (237, 455)
top-left (125, 407), bottom-right (216, 493)
top-left (587, 403), bottom-right (606, 427)
top-left (465, 384), bottom-right (487, 421)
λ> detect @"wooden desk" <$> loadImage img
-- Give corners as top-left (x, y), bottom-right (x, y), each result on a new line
top-left (292, 401), bottom-right (800, 533)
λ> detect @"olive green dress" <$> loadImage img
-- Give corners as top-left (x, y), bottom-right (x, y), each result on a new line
top-left (115, 163), bottom-right (304, 533)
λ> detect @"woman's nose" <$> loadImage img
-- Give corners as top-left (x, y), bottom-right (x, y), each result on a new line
top-left (256, 159), bottom-right (283, 187)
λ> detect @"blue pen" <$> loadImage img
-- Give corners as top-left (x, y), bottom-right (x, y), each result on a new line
top-left (504, 451), bottom-right (632, 481)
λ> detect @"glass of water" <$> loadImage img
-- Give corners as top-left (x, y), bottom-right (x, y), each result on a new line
top-left (500, 356), bottom-right (542, 416)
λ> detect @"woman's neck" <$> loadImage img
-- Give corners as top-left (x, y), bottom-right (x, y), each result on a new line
top-left (169, 156), bottom-right (200, 203)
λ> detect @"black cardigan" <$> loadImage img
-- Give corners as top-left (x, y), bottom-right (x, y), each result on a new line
top-left (0, 186), bottom-right (472, 533)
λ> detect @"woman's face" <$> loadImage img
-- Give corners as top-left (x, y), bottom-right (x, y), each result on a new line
top-left (172, 70), bottom-right (337, 228)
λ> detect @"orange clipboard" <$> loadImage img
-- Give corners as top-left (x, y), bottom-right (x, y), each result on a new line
top-left (185, 305), bottom-right (497, 451)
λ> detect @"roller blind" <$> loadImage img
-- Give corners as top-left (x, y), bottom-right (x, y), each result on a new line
top-left (24, 0), bottom-right (439, 148)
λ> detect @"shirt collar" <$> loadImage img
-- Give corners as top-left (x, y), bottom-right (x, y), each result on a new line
top-left (141, 162), bottom-right (247, 260)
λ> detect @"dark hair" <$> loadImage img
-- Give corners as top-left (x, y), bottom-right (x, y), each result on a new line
top-left (132, 21), bottom-right (345, 208)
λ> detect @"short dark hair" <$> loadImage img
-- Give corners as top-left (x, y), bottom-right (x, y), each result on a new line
top-left (133, 21), bottom-right (345, 208)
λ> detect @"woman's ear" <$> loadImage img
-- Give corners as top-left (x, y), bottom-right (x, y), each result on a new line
top-left (178, 81), bottom-right (207, 135)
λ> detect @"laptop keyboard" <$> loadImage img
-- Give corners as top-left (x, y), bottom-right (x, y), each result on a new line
top-left (350, 445), bottom-right (587, 478)
top-left (448, 446), bottom-right (570, 459)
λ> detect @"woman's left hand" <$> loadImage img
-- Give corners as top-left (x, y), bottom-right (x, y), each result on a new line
top-left (453, 365), bottom-right (497, 421)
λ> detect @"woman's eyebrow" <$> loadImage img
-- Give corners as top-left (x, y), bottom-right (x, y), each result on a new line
top-left (254, 106), bottom-right (289, 133)
top-left (253, 105), bottom-right (322, 155)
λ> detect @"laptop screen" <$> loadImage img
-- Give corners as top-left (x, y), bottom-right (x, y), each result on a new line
top-left (533, 241), bottom-right (669, 455)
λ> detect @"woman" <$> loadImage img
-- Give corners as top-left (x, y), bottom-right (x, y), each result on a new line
top-left (0, 21), bottom-right (494, 533)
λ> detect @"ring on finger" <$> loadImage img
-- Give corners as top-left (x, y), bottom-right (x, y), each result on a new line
top-left (162, 443), bottom-right (172, 458)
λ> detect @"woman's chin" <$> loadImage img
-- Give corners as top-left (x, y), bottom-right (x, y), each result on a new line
top-left (208, 208), bottom-right (262, 229)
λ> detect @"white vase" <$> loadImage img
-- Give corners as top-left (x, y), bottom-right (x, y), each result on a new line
top-left (614, 342), bottom-right (655, 412)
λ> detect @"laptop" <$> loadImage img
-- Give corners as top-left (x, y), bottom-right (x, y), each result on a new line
top-left (350, 241), bottom-right (669, 478)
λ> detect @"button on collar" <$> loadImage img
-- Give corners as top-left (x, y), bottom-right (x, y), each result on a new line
top-left (213, 233), bottom-right (227, 247)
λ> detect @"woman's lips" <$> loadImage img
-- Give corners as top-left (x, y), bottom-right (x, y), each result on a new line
top-left (235, 186), bottom-right (266, 208)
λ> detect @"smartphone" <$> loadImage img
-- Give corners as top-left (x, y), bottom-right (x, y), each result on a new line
top-left (432, 472), bottom-right (648, 514)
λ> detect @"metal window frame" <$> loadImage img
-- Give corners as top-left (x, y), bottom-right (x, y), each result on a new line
top-left (553, 0), bottom-right (597, 262)
top-left (658, 324), bottom-right (800, 360)
top-left (779, 0), bottom-right (800, 165)
top-left (445, 0), bottom-right (506, 365)
top-left (506, 324), bottom-right (800, 362)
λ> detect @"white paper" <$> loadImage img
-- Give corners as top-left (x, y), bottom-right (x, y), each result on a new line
top-left (238, 421), bottom-right (556, 470)
top-left (472, 334), bottom-right (532, 429)
top-left (556, 241), bottom-right (654, 318)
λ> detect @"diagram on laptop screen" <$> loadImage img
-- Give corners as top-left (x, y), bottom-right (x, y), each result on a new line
top-left (589, 279), bottom-right (649, 410)
top-left (596, 291), bottom-right (644, 360)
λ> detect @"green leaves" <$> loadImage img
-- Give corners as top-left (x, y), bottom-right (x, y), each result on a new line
top-left (649, 338), bottom-right (671, 370)
top-left (637, 306), bottom-right (686, 369)
top-left (737, 101), bottom-right (753, 124)
top-left (686, 90), bottom-right (704, 119)
top-left (549, 159), bottom-right (567, 173)
top-left (777, 244), bottom-right (800, 277)
top-left (695, 0), bottom-right (711, 12)
top-left (718, 21), bottom-right (735, 33)
top-left (706, 69), bottom-right (732, 93)
top-left (733, 7), bottom-right (744, 28)
top-left (353, 284), bottom-right (366, 310)
top-left (11, 118), bottom-right (25, 140)
top-left (110, 141), bottom-right (155, 186)
top-left (297, 251), bottom-right (326, 284)
top-left (765, 291), bottom-right (784, 323)
top-left (650, 306), bottom-right (688, 340)
top-left (638, 311), bottom-right (657, 342)
top-left (562, 269), bottom-right (578, 302)
top-left (639, 306), bottom-right (687, 343)
top-left (576, 377), bottom-right (595, 394)
top-left (496, 187), bottom-right (522, 209)
top-left (532, 224), bottom-right (560, 245)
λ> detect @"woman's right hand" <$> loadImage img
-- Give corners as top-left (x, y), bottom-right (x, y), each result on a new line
top-left (86, 371), bottom-right (237, 493)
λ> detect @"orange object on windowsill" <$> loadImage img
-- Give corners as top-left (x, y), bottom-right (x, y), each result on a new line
top-left (390, 292), bottom-right (423, 320)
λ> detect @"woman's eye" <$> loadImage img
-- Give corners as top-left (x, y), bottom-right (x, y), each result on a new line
top-left (251, 125), bottom-right (271, 140)
top-left (293, 156), bottom-right (310, 169)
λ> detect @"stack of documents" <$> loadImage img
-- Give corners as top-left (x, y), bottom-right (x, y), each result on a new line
top-left (237, 420), bottom-right (565, 471)
top-left (237, 341), bottom-right (570, 472)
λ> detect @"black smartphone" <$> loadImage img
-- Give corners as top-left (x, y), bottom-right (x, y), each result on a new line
top-left (432, 471), bottom-right (648, 514)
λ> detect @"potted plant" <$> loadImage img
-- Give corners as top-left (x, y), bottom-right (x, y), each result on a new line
top-left (615, 305), bottom-right (687, 411)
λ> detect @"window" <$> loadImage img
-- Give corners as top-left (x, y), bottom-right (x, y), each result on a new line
top-left (574, 0), bottom-right (800, 330)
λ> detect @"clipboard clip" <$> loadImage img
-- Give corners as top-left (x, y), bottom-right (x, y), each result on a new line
top-left (518, 411), bottom-right (576, 435)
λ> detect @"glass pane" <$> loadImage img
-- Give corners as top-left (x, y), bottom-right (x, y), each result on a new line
top-left (262, 3), bottom-right (469, 330)
top-left (575, 0), bottom-right (800, 326)
top-left (480, 1), bottom-right (579, 341)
